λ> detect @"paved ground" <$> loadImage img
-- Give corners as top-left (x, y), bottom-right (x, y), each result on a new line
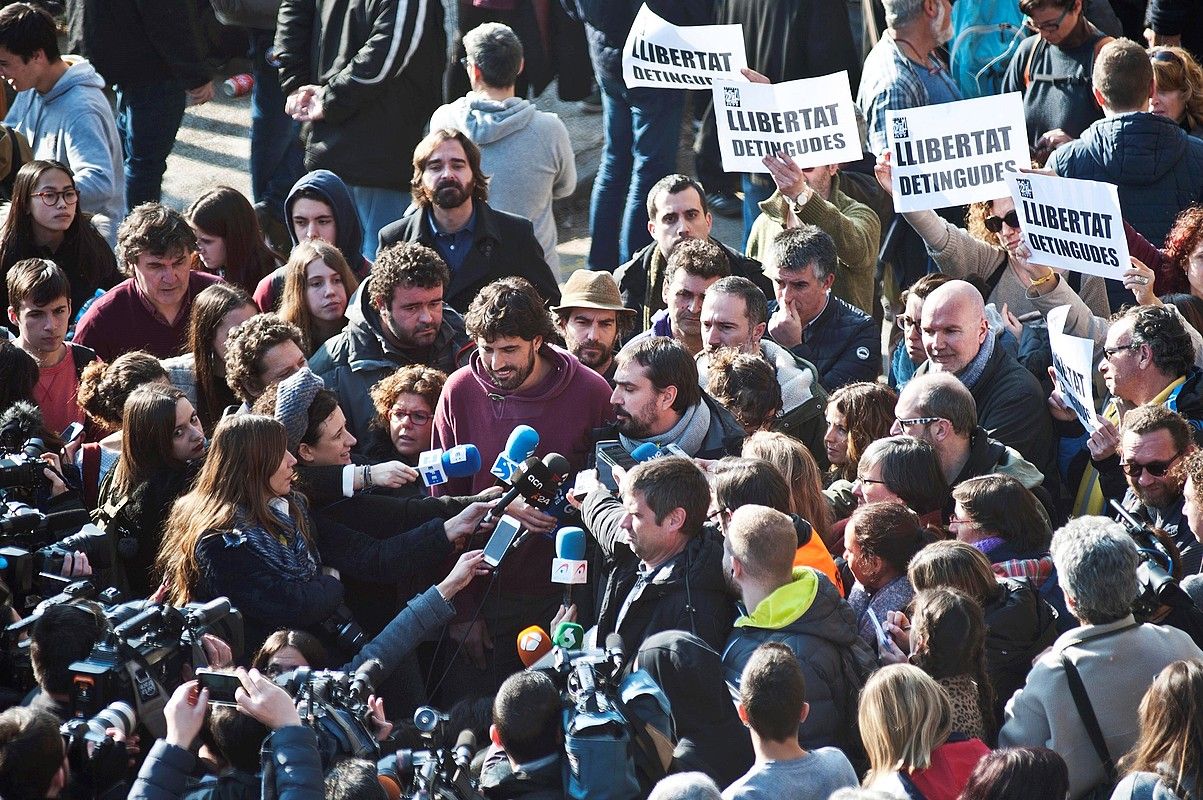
top-left (161, 78), bottom-right (741, 282)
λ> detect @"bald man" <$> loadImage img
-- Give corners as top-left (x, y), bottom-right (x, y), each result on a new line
top-left (721, 505), bottom-right (873, 751)
top-left (915, 280), bottom-right (1055, 489)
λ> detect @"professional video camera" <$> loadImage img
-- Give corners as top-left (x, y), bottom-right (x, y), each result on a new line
top-left (65, 597), bottom-right (243, 736)
top-left (0, 503), bottom-right (119, 607)
top-left (273, 658), bottom-right (384, 767)
top-left (378, 706), bottom-right (483, 800)
top-left (0, 401), bottom-right (57, 503)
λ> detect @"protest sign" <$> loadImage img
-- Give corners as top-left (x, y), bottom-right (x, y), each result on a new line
top-left (713, 72), bottom-right (862, 173)
top-left (1047, 304), bottom-right (1099, 433)
top-left (622, 5), bottom-right (748, 89)
top-left (1005, 171), bottom-right (1130, 281)
top-left (886, 93), bottom-right (1030, 212)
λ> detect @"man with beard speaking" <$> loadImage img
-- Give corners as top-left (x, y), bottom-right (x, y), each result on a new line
top-left (379, 128), bottom-right (561, 313)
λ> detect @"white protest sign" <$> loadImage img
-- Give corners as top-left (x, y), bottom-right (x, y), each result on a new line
top-left (886, 93), bottom-right (1030, 212)
top-left (622, 5), bottom-right (748, 89)
top-left (1047, 304), bottom-right (1099, 433)
top-left (1005, 171), bottom-right (1130, 281)
top-left (713, 72), bottom-right (862, 173)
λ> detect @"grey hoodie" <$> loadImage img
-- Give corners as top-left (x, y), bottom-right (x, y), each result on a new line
top-left (428, 94), bottom-right (574, 272)
top-left (5, 56), bottom-right (124, 246)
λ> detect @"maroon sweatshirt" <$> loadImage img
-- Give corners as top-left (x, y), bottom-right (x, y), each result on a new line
top-left (432, 344), bottom-right (613, 600)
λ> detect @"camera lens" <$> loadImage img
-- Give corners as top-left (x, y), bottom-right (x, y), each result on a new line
top-left (413, 706), bottom-right (441, 733)
top-left (87, 701), bottom-right (136, 739)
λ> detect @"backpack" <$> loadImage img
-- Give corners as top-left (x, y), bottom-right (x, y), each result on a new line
top-left (949, 0), bottom-right (1026, 98)
top-left (562, 669), bottom-right (673, 800)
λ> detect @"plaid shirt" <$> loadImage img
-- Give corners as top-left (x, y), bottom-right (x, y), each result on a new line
top-left (857, 35), bottom-right (946, 155)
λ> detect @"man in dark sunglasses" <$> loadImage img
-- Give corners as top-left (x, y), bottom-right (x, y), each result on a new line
top-left (1115, 405), bottom-right (1202, 574)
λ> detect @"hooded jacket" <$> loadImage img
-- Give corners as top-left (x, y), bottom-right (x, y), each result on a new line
top-left (253, 170), bottom-right (368, 310)
top-left (983, 578), bottom-right (1058, 725)
top-left (309, 278), bottom-right (469, 443)
top-left (5, 56), bottom-right (124, 243)
top-left (274, 0), bottom-right (445, 189)
top-left (722, 567), bottom-right (876, 751)
top-left (428, 95), bottom-right (575, 272)
top-left (637, 630), bottom-right (754, 789)
top-left (379, 199), bottom-right (561, 313)
top-left (582, 490), bottom-right (737, 653)
top-left (1049, 111), bottom-right (1203, 248)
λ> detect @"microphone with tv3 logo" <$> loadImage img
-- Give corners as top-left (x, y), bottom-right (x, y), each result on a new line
top-left (489, 425), bottom-right (539, 485)
top-left (416, 444), bottom-right (482, 487)
top-left (483, 453), bottom-right (571, 526)
top-left (551, 527), bottom-right (587, 607)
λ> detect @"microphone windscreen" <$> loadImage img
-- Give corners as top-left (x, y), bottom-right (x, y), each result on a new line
top-left (378, 775), bottom-right (403, 800)
top-left (630, 442), bottom-right (659, 462)
top-left (504, 425), bottom-right (540, 461)
top-left (441, 444), bottom-right (482, 478)
top-left (605, 632), bottom-right (625, 655)
top-left (455, 729), bottom-right (477, 751)
top-left (553, 621), bottom-right (584, 650)
top-left (516, 625), bottom-right (553, 668)
top-left (555, 527), bottom-right (587, 561)
top-left (542, 452), bottom-right (571, 478)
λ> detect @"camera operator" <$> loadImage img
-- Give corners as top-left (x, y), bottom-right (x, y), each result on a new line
top-left (479, 670), bottom-right (564, 800)
top-left (157, 413), bottom-right (491, 664)
top-left (1107, 405), bottom-right (1202, 574)
top-left (0, 706), bottom-right (70, 800)
top-left (94, 384), bottom-right (205, 597)
top-left (129, 673), bottom-right (324, 800)
top-left (250, 368), bottom-right (495, 637)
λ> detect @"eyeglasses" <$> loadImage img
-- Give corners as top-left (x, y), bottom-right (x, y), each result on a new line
top-left (896, 314), bottom-right (919, 330)
top-left (706, 507), bottom-right (731, 524)
top-left (31, 189), bottom-right (79, 206)
top-left (983, 210), bottom-right (1021, 233)
top-left (856, 476), bottom-right (888, 486)
top-left (948, 516), bottom-right (976, 526)
top-left (1102, 342), bottom-right (1141, 360)
top-left (1120, 455), bottom-right (1182, 478)
top-left (896, 416), bottom-right (942, 429)
top-left (1023, 4), bottom-right (1072, 33)
top-left (390, 408), bottom-right (433, 426)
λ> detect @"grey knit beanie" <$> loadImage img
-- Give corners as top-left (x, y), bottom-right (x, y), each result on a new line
top-left (275, 367), bottom-right (324, 453)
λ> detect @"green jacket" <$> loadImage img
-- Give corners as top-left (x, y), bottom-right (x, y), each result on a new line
top-left (745, 176), bottom-right (879, 315)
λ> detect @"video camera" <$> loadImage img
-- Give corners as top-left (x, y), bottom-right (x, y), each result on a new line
top-left (1110, 500), bottom-right (1185, 621)
top-left (0, 401), bottom-right (61, 503)
top-left (378, 706), bottom-right (483, 800)
top-left (0, 503), bottom-right (119, 607)
top-left (273, 658), bottom-right (384, 767)
top-left (62, 597), bottom-right (243, 737)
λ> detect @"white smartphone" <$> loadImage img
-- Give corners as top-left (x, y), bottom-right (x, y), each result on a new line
top-left (482, 514), bottom-right (524, 568)
top-left (867, 608), bottom-right (890, 649)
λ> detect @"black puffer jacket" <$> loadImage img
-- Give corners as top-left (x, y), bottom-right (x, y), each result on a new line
top-left (274, 0), bottom-right (446, 189)
top-left (721, 567), bottom-right (875, 752)
top-left (582, 491), bottom-right (737, 654)
top-left (984, 578), bottom-right (1057, 724)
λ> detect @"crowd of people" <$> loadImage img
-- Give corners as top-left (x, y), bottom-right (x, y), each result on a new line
top-left (1, 0), bottom-right (1203, 798)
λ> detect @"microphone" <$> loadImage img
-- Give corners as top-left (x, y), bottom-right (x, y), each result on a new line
top-left (0, 400), bottom-right (43, 450)
top-left (350, 658), bottom-right (384, 701)
top-left (552, 621), bottom-right (584, 650)
top-left (630, 442), bottom-right (659, 462)
top-left (453, 729), bottom-right (476, 769)
top-left (489, 425), bottom-right (540, 484)
top-left (483, 452), bottom-right (572, 525)
top-left (552, 527), bottom-right (588, 607)
top-left (517, 625), bottom-right (553, 668)
top-left (416, 444), bottom-right (482, 487)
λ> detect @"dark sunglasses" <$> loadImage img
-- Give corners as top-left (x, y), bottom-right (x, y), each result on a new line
top-left (1151, 50), bottom-right (1183, 66)
top-left (984, 210), bottom-right (1021, 233)
top-left (1120, 457), bottom-right (1180, 478)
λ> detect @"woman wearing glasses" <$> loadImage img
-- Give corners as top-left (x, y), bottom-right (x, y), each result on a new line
top-left (0, 160), bottom-right (119, 328)
top-left (363, 364), bottom-right (446, 497)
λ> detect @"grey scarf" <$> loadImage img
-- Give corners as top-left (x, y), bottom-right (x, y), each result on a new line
top-left (619, 400), bottom-right (712, 457)
top-left (958, 328), bottom-right (996, 389)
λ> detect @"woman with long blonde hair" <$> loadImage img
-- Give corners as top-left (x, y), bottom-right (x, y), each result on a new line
top-left (278, 239), bottom-right (359, 355)
top-left (1114, 660), bottom-right (1203, 800)
top-left (859, 664), bottom-right (989, 799)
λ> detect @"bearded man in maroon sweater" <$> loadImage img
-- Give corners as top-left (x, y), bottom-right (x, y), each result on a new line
top-left (431, 276), bottom-right (613, 696)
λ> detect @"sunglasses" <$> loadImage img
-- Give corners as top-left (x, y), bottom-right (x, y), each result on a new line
top-left (984, 210), bottom-right (1021, 233)
top-left (1151, 50), bottom-right (1183, 66)
top-left (1120, 456), bottom-right (1181, 478)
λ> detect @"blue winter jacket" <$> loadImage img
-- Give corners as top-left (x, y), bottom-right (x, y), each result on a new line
top-left (1049, 111), bottom-right (1203, 247)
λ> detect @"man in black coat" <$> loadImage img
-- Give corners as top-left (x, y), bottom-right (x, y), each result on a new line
top-left (580, 456), bottom-right (736, 653)
top-left (378, 129), bottom-right (560, 313)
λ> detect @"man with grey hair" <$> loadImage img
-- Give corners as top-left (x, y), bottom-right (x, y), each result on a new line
top-left (915, 279), bottom-right (1054, 487)
top-left (428, 22), bottom-right (575, 272)
top-left (999, 516), bottom-right (1203, 799)
top-left (856, 0), bottom-right (961, 156)
top-left (649, 773), bottom-right (723, 800)
top-left (763, 225), bottom-right (877, 390)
